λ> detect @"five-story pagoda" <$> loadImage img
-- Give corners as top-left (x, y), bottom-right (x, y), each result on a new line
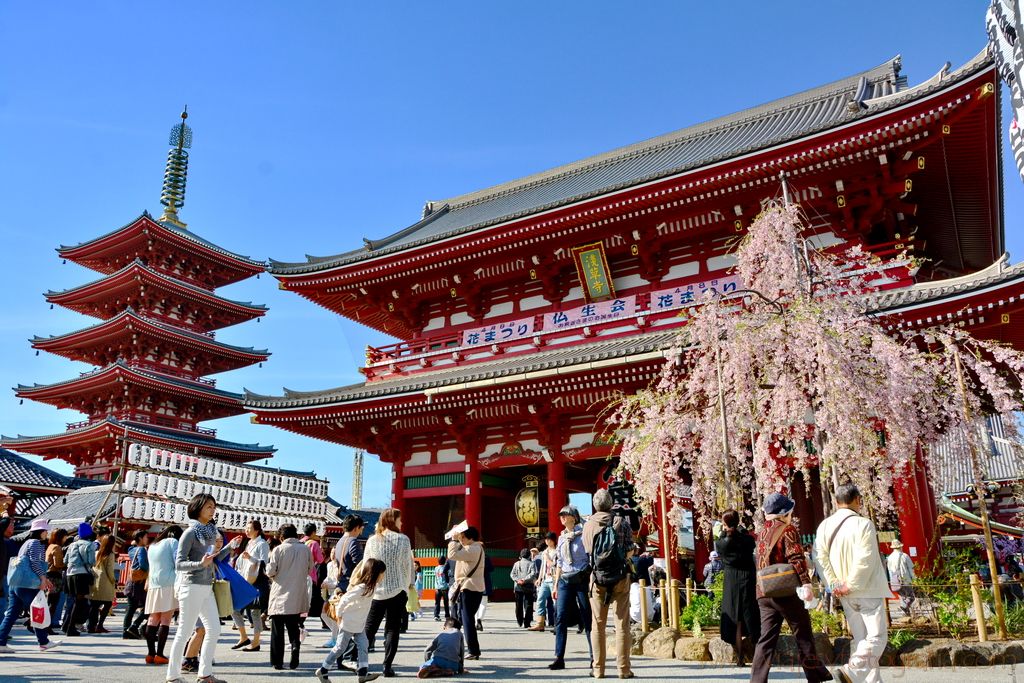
top-left (2, 110), bottom-right (275, 480)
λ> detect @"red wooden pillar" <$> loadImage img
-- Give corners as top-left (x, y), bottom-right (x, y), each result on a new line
top-left (546, 456), bottom-right (566, 532)
top-left (914, 452), bottom-right (938, 569)
top-left (465, 453), bottom-right (482, 530)
top-left (893, 462), bottom-right (928, 570)
top-left (391, 461), bottom-right (405, 511)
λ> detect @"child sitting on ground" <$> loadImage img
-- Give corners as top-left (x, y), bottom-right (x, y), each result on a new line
top-left (315, 558), bottom-right (386, 683)
top-left (417, 618), bottom-right (464, 678)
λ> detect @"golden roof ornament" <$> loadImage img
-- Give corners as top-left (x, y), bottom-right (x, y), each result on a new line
top-left (158, 107), bottom-right (192, 229)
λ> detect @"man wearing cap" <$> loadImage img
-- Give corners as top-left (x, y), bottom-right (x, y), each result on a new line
top-left (548, 504), bottom-right (592, 671)
top-left (886, 540), bottom-right (915, 617)
top-left (815, 484), bottom-right (889, 683)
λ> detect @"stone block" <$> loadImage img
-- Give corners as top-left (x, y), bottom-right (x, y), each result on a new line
top-left (641, 627), bottom-right (679, 659)
top-left (708, 637), bottom-right (738, 664)
top-left (674, 637), bottom-right (711, 662)
top-left (898, 639), bottom-right (952, 668)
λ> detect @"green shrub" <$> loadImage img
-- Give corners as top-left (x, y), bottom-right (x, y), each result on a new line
top-left (809, 608), bottom-right (845, 636)
top-left (680, 593), bottom-right (720, 630)
top-left (888, 628), bottom-right (915, 650)
top-left (1005, 603), bottom-right (1024, 636)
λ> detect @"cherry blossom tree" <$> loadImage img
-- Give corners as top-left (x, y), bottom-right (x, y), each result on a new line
top-left (614, 203), bottom-right (1024, 541)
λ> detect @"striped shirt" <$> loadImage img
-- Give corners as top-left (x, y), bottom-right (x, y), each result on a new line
top-left (364, 530), bottom-right (412, 600)
top-left (19, 539), bottom-right (47, 579)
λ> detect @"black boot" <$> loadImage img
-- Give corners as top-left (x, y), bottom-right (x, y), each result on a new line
top-left (290, 643), bottom-right (300, 670)
top-left (144, 625), bottom-right (157, 658)
top-left (156, 625), bottom-right (170, 659)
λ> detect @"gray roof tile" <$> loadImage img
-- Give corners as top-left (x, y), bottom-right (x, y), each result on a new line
top-left (0, 448), bottom-right (77, 490)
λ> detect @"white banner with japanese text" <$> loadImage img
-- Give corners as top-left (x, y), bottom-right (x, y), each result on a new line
top-left (648, 275), bottom-right (742, 313)
top-left (462, 316), bottom-right (536, 347)
top-left (547, 295), bottom-right (637, 330)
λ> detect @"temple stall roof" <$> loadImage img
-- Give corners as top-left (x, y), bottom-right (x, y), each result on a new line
top-left (271, 50), bottom-right (994, 276)
top-left (0, 447), bottom-right (79, 493)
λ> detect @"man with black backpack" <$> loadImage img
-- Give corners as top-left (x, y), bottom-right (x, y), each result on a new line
top-left (582, 489), bottom-right (635, 680)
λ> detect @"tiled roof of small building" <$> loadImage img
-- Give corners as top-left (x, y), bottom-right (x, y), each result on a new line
top-left (33, 484), bottom-right (116, 530)
top-left (0, 448), bottom-right (77, 491)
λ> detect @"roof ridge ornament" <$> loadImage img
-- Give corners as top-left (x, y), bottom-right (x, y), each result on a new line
top-left (158, 107), bottom-right (192, 230)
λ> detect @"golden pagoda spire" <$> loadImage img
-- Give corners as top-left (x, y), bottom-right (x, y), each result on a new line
top-left (158, 107), bottom-right (192, 229)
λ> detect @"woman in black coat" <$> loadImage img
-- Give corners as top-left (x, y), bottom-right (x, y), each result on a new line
top-left (715, 509), bottom-right (761, 664)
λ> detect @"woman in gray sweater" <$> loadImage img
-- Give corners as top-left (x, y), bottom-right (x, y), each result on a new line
top-left (165, 493), bottom-right (238, 683)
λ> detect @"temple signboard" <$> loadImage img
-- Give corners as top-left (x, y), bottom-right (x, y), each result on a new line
top-left (571, 242), bottom-right (616, 302)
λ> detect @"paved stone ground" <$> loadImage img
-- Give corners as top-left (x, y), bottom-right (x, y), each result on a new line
top-left (0, 603), bottom-right (1019, 681)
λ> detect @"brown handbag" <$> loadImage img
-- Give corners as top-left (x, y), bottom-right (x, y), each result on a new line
top-left (756, 524), bottom-right (802, 598)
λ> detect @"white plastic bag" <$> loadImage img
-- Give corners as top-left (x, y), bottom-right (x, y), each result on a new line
top-left (29, 590), bottom-right (51, 630)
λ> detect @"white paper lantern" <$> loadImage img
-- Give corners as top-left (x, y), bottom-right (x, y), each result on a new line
top-left (122, 497), bottom-right (135, 518)
top-left (132, 498), bottom-right (146, 519)
top-left (128, 443), bottom-right (141, 465)
top-left (125, 470), bottom-right (138, 490)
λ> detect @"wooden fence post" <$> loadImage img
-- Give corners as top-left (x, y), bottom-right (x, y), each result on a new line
top-left (639, 579), bottom-right (650, 634)
top-left (970, 573), bottom-right (989, 643)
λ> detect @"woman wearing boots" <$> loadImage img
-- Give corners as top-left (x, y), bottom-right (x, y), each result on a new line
top-left (87, 535), bottom-right (117, 633)
top-left (143, 524), bottom-right (182, 665)
top-left (267, 523), bottom-right (314, 670)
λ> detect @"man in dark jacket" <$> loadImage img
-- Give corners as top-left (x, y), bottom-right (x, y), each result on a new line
top-left (582, 489), bottom-right (634, 680)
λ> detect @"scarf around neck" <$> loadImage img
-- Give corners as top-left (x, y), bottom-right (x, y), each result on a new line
top-left (191, 519), bottom-right (219, 546)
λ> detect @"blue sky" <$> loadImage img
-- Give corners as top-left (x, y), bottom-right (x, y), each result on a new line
top-left (0, 1), bottom-right (1017, 509)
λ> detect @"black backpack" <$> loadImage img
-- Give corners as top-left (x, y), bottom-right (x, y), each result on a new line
top-left (591, 514), bottom-right (629, 589)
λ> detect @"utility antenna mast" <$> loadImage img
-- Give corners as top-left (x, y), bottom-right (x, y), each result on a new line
top-left (352, 449), bottom-right (364, 509)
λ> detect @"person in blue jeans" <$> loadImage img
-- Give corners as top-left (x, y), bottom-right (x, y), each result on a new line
top-left (0, 518), bottom-right (58, 653)
top-left (0, 488), bottom-right (14, 621)
top-left (549, 504), bottom-right (592, 671)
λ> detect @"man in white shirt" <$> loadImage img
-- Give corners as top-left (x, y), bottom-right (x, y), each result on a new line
top-left (886, 540), bottom-right (915, 617)
top-left (814, 484), bottom-right (890, 683)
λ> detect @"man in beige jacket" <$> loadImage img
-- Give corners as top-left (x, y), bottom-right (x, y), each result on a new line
top-left (814, 484), bottom-right (889, 683)
top-left (447, 526), bottom-right (486, 660)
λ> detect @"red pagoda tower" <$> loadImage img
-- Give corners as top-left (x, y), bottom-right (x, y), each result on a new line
top-left (3, 110), bottom-right (275, 480)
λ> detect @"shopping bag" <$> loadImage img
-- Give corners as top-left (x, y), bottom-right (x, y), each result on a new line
top-left (214, 559), bottom-right (259, 613)
top-left (30, 590), bottom-right (51, 630)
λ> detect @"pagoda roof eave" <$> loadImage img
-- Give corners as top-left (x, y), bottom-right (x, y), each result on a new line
top-left (30, 308), bottom-right (270, 361)
top-left (269, 48), bottom-right (993, 277)
top-left (248, 258), bottom-right (1024, 414)
top-left (14, 359), bottom-right (246, 405)
top-left (45, 259), bottom-right (268, 316)
top-left (57, 211), bottom-right (267, 274)
top-left (1, 417), bottom-right (275, 461)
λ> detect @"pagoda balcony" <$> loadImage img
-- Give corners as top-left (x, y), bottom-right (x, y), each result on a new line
top-left (121, 360), bottom-right (217, 387)
top-left (66, 415), bottom-right (217, 438)
top-left (362, 254), bottom-right (917, 381)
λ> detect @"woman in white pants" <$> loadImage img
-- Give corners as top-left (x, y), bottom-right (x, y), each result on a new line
top-left (166, 493), bottom-right (238, 683)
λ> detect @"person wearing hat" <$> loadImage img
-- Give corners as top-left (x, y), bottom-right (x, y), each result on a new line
top-left (702, 550), bottom-right (724, 591)
top-left (814, 484), bottom-right (889, 683)
top-left (750, 493), bottom-right (831, 683)
top-left (886, 540), bottom-right (915, 618)
top-left (63, 523), bottom-right (97, 637)
top-left (0, 485), bottom-right (14, 620)
top-left (548, 504), bottom-right (592, 672)
top-left (0, 518), bottom-right (58, 652)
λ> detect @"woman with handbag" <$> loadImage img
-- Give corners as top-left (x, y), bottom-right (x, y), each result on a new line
top-left (363, 508), bottom-right (412, 678)
top-left (45, 528), bottom-right (68, 634)
top-left (87, 534), bottom-right (117, 633)
top-left (62, 523), bottom-right (96, 637)
top-left (447, 526), bottom-right (486, 661)
top-left (144, 524), bottom-right (182, 665)
top-left (0, 518), bottom-right (57, 652)
top-left (750, 493), bottom-right (832, 683)
top-left (232, 518), bottom-right (270, 652)
top-left (165, 493), bottom-right (240, 683)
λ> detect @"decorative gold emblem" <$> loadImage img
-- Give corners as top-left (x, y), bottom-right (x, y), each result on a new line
top-left (515, 475), bottom-right (540, 529)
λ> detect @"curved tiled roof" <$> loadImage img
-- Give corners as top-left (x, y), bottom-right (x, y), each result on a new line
top-left (31, 308), bottom-right (270, 358)
top-left (270, 50), bottom-right (993, 275)
top-left (46, 259), bottom-right (268, 313)
top-left (864, 254), bottom-right (1023, 313)
top-left (58, 211), bottom-right (266, 269)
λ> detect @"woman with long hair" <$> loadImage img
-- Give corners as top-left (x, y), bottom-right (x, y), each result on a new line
top-left (315, 559), bottom-right (386, 683)
top-left (363, 508), bottom-right (412, 678)
top-left (45, 528), bottom-right (68, 633)
top-left (143, 524), bottom-right (182, 665)
top-left (62, 523), bottom-right (96, 637)
top-left (165, 493), bottom-right (239, 683)
top-left (715, 509), bottom-right (760, 665)
top-left (87, 535), bottom-right (117, 633)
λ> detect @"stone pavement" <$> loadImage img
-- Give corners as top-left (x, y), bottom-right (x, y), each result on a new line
top-left (0, 603), bottom-right (1018, 682)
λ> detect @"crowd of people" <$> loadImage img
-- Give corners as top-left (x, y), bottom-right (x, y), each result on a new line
top-left (0, 481), bottom-right (931, 683)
